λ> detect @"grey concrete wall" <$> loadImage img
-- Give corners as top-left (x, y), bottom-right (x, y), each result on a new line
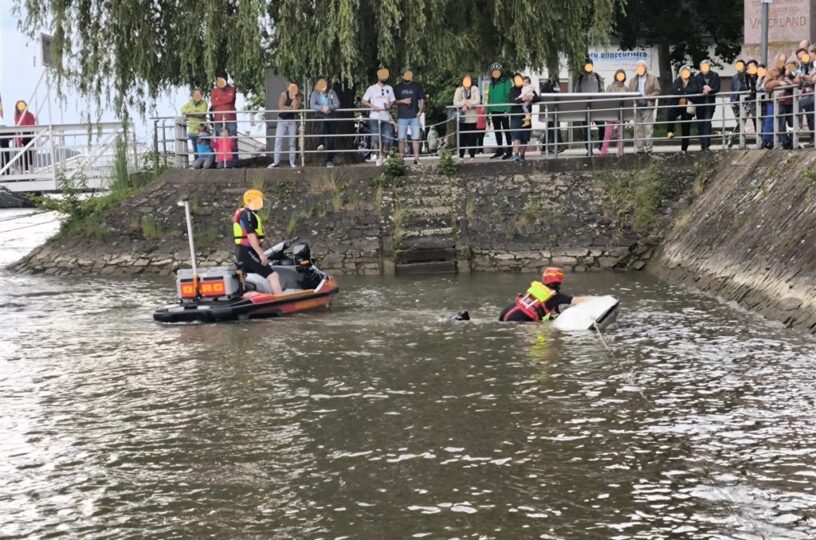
top-left (651, 150), bottom-right (816, 333)
top-left (11, 156), bottom-right (703, 278)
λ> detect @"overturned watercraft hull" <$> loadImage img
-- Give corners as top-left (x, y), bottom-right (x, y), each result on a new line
top-left (153, 278), bottom-right (339, 323)
top-left (552, 295), bottom-right (620, 331)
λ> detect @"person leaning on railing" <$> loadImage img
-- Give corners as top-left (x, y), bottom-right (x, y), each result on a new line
top-left (309, 78), bottom-right (340, 168)
top-left (795, 48), bottom-right (816, 142)
top-left (760, 53), bottom-right (794, 150)
top-left (666, 66), bottom-right (699, 153)
top-left (694, 60), bottom-right (721, 152)
top-left (180, 88), bottom-right (208, 161)
top-left (626, 60), bottom-right (661, 154)
top-left (729, 59), bottom-right (759, 147)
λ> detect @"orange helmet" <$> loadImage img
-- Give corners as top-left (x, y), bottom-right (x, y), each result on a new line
top-left (542, 267), bottom-right (564, 286)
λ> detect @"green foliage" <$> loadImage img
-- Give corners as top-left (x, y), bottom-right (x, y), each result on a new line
top-left (33, 141), bottom-right (164, 237)
top-left (605, 161), bottom-right (687, 233)
top-left (803, 170), bottom-right (816, 184)
top-left (383, 148), bottom-right (406, 178)
top-left (372, 149), bottom-right (406, 187)
top-left (18, 0), bottom-right (621, 116)
top-left (616, 0), bottom-right (743, 76)
top-left (437, 148), bottom-right (458, 176)
top-left (17, 0), bottom-right (266, 115)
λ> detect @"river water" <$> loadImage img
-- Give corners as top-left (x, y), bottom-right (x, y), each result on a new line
top-left (2, 209), bottom-right (816, 539)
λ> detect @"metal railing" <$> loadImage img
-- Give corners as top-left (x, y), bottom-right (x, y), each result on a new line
top-left (152, 107), bottom-right (453, 169)
top-left (0, 122), bottom-right (139, 192)
top-left (152, 89), bottom-right (816, 169)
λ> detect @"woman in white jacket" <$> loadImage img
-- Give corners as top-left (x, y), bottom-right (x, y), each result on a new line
top-left (453, 74), bottom-right (481, 159)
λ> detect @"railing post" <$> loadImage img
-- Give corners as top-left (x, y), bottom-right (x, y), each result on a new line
top-left (543, 107), bottom-right (550, 158)
top-left (793, 87), bottom-right (800, 149)
top-left (455, 109), bottom-right (461, 158)
top-left (738, 94), bottom-right (746, 149)
top-left (720, 95), bottom-right (727, 149)
top-left (49, 125), bottom-right (58, 185)
top-left (174, 115), bottom-right (188, 168)
top-left (377, 121), bottom-right (383, 164)
top-left (300, 109), bottom-right (306, 169)
top-left (153, 119), bottom-right (160, 173)
top-left (161, 120), bottom-right (168, 167)
top-left (772, 92), bottom-right (779, 149)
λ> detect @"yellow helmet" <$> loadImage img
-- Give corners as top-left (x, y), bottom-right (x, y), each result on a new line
top-left (243, 189), bottom-right (264, 208)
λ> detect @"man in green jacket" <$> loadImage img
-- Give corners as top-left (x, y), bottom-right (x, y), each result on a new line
top-left (487, 63), bottom-right (513, 160)
top-left (181, 88), bottom-right (209, 161)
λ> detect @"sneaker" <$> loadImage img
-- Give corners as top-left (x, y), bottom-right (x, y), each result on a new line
top-left (667, 131), bottom-right (674, 139)
top-left (512, 155), bottom-right (521, 163)
top-left (268, 162), bottom-right (279, 168)
top-left (502, 152), bottom-right (513, 160)
top-left (317, 144), bottom-right (325, 151)
top-left (326, 161), bottom-right (334, 168)
top-left (490, 150), bottom-right (504, 159)
top-left (290, 163), bottom-right (298, 168)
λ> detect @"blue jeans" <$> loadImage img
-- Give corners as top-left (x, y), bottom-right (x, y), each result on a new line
top-left (398, 117), bottom-right (421, 141)
top-left (188, 134), bottom-right (198, 160)
top-left (369, 119), bottom-right (393, 147)
top-left (274, 120), bottom-right (297, 165)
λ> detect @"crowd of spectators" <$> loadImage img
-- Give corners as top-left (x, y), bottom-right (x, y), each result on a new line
top-left (180, 41), bottom-right (816, 169)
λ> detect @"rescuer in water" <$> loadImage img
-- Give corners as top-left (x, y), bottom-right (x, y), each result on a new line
top-left (233, 189), bottom-right (283, 295)
top-left (499, 267), bottom-right (595, 322)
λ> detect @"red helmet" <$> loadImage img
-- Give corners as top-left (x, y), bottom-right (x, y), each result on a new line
top-left (542, 267), bottom-right (564, 286)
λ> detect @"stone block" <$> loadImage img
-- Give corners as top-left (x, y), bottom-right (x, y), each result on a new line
top-left (551, 256), bottom-right (578, 266)
top-left (597, 256), bottom-right (618, 269)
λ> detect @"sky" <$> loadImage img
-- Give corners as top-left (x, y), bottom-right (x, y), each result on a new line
top-left (0, 4), bottom-right (224, 141)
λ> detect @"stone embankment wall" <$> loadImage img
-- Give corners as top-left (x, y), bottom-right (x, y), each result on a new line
top-left (11, 156), bottom-right (703, 277)
top-left (651, 150), bottom-right (816, 333)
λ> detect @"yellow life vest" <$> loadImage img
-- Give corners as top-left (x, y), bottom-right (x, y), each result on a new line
top-left (233, 208), bottom-right (265, 246)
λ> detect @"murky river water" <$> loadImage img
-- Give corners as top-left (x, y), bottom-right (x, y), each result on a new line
top-left (2, 209), bottom-right (816, 539)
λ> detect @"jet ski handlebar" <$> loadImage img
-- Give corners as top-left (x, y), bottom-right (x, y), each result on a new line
top-left (264, 237), bottom-right (299, 259)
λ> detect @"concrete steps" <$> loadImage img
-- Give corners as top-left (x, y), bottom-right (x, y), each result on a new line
top-left (393, 180), bottom-right (459, 275)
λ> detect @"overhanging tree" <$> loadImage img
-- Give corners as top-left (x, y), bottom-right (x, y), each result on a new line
top-left (16, 0), bottom-right (623, 116)
top-left (615, 0), bottom-right (743, 93)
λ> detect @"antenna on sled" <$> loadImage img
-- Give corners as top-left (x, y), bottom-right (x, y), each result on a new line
top-left (178, 200), bottom-right (198, 280)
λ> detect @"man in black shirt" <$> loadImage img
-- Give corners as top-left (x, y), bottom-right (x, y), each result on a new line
top-left (394, 68), bottom-right (425, 164)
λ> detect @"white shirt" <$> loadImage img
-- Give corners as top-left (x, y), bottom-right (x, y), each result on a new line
top-left (363, 83), bottom-right (395, 121)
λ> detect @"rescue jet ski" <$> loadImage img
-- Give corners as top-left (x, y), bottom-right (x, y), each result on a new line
top-left (551, 295), bottom-right (620, 331)
top-left (153, 239), bottom-right (338, 323)
top-left (153, 201), bottom-right (338, 323)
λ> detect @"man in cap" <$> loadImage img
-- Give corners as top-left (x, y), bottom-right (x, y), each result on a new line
top-left (627, 60), bottom-right (661, 153)
top-left (394, 68), bottom-right (425, 165)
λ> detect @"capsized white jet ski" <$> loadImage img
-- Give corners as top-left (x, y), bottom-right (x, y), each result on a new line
top-left (551, 295), bottom-right (620, 331)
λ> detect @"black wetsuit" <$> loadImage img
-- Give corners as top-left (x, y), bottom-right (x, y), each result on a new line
top-left (498, 291), bottom-right (574, 322)
top-left (235, 208), bottom-right (273, 278)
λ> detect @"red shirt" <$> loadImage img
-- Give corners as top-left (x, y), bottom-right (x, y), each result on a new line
top-left (210, 85), bottom-right (237, 123)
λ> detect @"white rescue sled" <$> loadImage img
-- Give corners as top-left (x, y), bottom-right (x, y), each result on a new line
top-left (551, 295), bottom-right (620, 331)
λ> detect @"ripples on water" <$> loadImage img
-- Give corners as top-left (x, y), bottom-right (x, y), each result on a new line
top-left (2, 213), bottom-right (816, 538)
